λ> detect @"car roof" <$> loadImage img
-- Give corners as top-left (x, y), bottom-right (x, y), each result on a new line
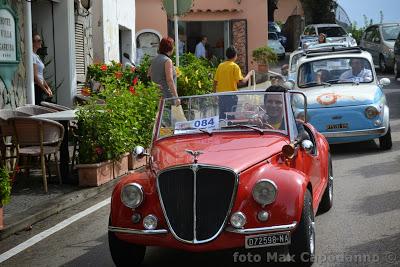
top-left (296, 47), bottom-right (373, 64)
top-left (307, 24), bottom-right (343, 28)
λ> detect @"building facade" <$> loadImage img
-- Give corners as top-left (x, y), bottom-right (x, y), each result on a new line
top-left (0, 0), bottom-right (136, 109)
top-left (136, 0), bottom-right (268, 73)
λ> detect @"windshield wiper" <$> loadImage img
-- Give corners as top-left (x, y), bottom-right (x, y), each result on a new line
top-left (301, 81), bottom-right (330, 87)
top-left (198, 128), bottom-right (213, 136)
top-left (221, 124), bottom-right (264, 134)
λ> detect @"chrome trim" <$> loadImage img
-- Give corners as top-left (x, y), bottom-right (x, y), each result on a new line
top-left (108, 226), bottom-right (168, 235)
top-left (321, 127), bottom-right (386, 138)
top-left (226, 221), bottom-right (297, 234)
top-left (120, 183), bottom-right (144, 209)
top-left (156, 164), bottom-right (239, 244)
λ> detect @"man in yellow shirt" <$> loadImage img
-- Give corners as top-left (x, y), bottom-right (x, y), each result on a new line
top-left (214, 46), bottom-right (254, 118)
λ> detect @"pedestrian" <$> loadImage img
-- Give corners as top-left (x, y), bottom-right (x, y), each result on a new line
top-left (213, 46), bottom-right (254, 118)
top-left (149, 37), bottom-right (180, 106)
top-left (195, 36), bottom-right (207, 59)
top-left (32, 33), bottom-right (53, 105)
top-left (318, 33), bottom-right (327, 44)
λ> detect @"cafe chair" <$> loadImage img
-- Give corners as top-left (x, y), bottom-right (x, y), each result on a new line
top-left (16, 105), bottom-right (57, 115)
top-left (0, 110), bottom-right (30, 168)
top-left (40, 101), bottom-right (71, 111)
top-left (10, 117), bottom-right (64, 193)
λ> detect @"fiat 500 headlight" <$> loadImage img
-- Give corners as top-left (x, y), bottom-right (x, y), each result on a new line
top-left (365, 106), bottom-right (380, 119)
top-left (252, 179), bottom-right (278, 207)
top-left (121, 183), bottom-right (144, 209)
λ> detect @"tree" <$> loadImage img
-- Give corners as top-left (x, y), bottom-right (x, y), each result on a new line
top-left (300, 0), bottom-right (336, 25)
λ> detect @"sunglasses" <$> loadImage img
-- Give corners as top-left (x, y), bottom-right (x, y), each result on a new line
top-left (34, 39), bottom-right (42, 43)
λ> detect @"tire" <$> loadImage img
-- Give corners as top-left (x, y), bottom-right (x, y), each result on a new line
top-left (395, 60), bottom-right (399, 79)
top-left (379, 126), bottom-right (392, 150)
top-left (318, 154), bottom-right (333, 213)
top-left (108, 230), bottom-right (146, 267)
top-left (289, 190), bottom-right (315, 266)
top-left (379, 55), bottom-right (387, 73)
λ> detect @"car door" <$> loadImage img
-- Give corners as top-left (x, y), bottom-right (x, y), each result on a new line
top-left (362, 26), bottom-right (374, 55)
top-left (370, 26), bottom-right (382, 63)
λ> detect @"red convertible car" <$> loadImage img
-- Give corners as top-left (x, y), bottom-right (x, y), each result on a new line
top-left (108, 88), bottom-right (333, 266)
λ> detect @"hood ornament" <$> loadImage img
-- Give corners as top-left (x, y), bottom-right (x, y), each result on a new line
top-left (185, 149), bottom-right (203, 164)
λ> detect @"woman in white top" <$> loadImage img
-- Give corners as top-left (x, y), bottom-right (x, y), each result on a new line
top-left (32, 33), bottom-right (52, 105)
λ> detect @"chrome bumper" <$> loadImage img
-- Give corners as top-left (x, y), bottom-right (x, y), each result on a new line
top-left (225, 222), bottom-right (297, 234)
top-left (321, 127), bottom-right (386, 138)
top-left (108, 226), bottom-right (168, 235)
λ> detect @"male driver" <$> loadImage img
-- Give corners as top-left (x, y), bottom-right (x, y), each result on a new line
top-left (263, 86), bottom-right (285, 129)
top-left (339, 58), bottom-right (373, 83)
top-left (195, 36), bottom-right (207, 58)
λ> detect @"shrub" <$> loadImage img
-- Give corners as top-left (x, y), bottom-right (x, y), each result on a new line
top-left (252, 46), bottom-right (278, 65)
top-left (0, 166), bottom-right (11, 206)
top-left (77, 61), bottom-right (160, 164)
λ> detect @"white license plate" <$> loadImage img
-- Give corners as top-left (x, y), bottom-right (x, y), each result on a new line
top-left (245, 231), bottom-right (291, 249)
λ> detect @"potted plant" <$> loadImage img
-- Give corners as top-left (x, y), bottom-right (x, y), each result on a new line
top-left (0, 166), bottom-right (11, 230)
top-left (252, 46), bottom-right (278, 73)
top-left (76, 61), bottom-right (160, 186)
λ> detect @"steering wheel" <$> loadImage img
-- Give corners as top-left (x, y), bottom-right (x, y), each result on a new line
top-left (251, 116), bottom-right (275, 130)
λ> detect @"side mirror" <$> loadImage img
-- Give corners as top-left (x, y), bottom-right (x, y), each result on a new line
top-left (301, 140), bottom-right (314, 153)
top-left (133, 146), bottom-right (147, 159)
top-left (348, 33), bottom-right (353, 37)
top-left (123, 52), bottom-right (131, 60)
top-left (379, 78), bottom-right (391, 86)
top-left (284, 80), bottom-right (295, 90)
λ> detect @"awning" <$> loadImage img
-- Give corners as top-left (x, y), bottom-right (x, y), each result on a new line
top-left (188, 8), bottom-right (243, 13)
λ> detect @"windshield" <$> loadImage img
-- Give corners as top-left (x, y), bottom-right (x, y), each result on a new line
top-left (382, 25), bottom-right (400, 41)
top-left (298, 57), bottom-right (374, 88)
top-left (157, 92), bottom-right (288, 139)
top-left (317, 26), bottom-right (347, 37)
top-left (290, 52), bottom-right (304, 72)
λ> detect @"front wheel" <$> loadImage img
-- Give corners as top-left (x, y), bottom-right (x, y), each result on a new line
top-left (108, 231), bottom-right (146, 267)
top-left (318, 154), bottom-right (333, 213)
top-left (395, 60), bottom-right (399, 79)
top-left (379, 126), bottom-right (392, 150)
top-left (379, 55), bottom-right (387, 73)
top-left (289, 190), bottom-right (315, 266)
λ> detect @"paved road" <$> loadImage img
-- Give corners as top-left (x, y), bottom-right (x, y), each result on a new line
top-left (1, 75), bottom-right (400, 267)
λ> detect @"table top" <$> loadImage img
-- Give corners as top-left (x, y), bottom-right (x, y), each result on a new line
top-left (32, 109), bottom-right (77, 121)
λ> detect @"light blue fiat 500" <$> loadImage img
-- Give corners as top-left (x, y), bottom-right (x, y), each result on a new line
top-left (290, 47), bottom-right (392, 150)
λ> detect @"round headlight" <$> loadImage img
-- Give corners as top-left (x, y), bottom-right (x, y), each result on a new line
top-left (252, 179), bottom-right (278, 206)
top-left (230, 212), bottom-right (247, 229)
top-left (143, 214), bottom-right (158, 230)
top-left (121, 183), bottom-right (144, 209)
top-left (365, 106), bottom-right (379, 119)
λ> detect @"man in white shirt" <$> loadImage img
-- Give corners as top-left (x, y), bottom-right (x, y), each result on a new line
top-left (195, 36), bottom-right (207, 58)
top-left (339, 58), bottom-right (373, 83)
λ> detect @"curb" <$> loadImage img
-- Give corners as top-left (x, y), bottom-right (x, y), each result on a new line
top-left (0, 175), bottom-right (124, 241)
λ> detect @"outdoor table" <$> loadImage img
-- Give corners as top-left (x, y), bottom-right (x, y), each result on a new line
top-left (32, 110), bottom-right (77, 184)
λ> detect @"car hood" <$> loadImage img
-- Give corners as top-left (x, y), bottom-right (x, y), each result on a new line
top-left (301, 84), bottom-right (382, 109)
top-left (269, 40), bottom-right (283, 48)
top-left (152, 133), bottom-right (289, 173)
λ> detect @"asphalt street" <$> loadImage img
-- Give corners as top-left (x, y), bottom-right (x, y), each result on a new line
top-left (0, 73), bottom-right (399, 267)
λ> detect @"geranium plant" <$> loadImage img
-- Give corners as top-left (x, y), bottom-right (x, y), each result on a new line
top-left (77, 61), bottom-right (160, 164)
top-left (0, 166), bottom-right (11, 206)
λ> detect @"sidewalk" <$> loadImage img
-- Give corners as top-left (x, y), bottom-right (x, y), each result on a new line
top-left (0, 168), bottom-right (125, 240)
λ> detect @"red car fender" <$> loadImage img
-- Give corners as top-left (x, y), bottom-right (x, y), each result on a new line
top-left (110, 168), bottom-right (166, 229)
top-left (230, 155), bottom-right (309, 231)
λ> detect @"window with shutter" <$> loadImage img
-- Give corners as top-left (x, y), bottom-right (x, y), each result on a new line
top-left (75, 22), bottom-right (85, 83)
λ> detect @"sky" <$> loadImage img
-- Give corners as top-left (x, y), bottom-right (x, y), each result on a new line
top-left (337, 0), bottom-right (399, 27)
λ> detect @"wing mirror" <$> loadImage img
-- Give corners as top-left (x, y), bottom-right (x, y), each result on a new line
top-left (133, 145), bottom-right (148, 159)
top-left (301, 140), bottom-right (314, 153)
top-left (348, 33), bottom-right (353, 37)
top-left (379, 78), bottom-right (391, 87)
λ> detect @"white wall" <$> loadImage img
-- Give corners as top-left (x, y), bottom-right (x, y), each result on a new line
top-left (101, 0), bottom-right (136, 63)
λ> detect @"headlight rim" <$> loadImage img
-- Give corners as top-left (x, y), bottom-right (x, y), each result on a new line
top-left (252, 179), bottom-right (278, 207)
top-left (121, 182), bottom-right (144, 209)
top-left (365, 106), bottom-right (380, 119)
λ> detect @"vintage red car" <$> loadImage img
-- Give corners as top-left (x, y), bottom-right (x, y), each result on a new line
top-left (108, 88), bottom-right (333, 266)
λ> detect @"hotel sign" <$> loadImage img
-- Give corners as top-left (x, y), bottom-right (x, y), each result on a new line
top-left (0, 8), bottom-right (16, 62)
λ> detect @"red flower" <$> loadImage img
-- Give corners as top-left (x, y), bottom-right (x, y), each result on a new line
top-left (132, 77), bottom-right (139, 85)
top-left (115, 71), bottom-right (123, 79)
top-left (129, 86), bottom-right (136, 94)
top-left (95, 147), bottom-right (103, 155)
top-left (100, 64), bottom-right (107, 71)
top-left (131, 66), bottom-right (136, 72)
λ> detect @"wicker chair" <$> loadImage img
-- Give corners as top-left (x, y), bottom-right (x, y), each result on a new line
top-left (40, 101), bottom-right (71, 111)
top-left (16, 105), bottom-right (57, 115)
top-left (10, 117), bottom-right (64, 193)
top-left (0, 110), bottom-right (30, 166)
